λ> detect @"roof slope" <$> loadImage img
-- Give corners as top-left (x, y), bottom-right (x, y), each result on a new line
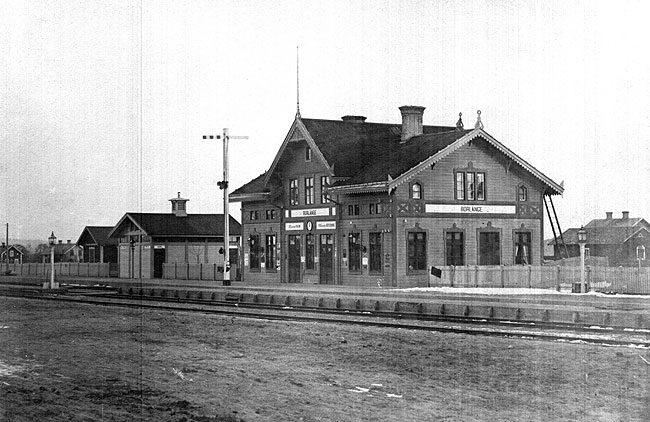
top-left (77, 226), bottom-right (118, 246)
top-left (301, 118), bottom-right (454, 178)
top-left (334, 129), bottom-right (472, 186)
top-left (553, 226), bottom-right (649, 245)
top-left (118, 214), bottom-right (241, 237)
top-left (585, 217), bottom-right (647, 229)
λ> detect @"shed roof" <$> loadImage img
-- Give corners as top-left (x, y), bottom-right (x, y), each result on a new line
top-left (108, 213), bottom-right (241, 238)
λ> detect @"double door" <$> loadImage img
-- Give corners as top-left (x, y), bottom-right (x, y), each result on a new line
top-left (286, 233), bottom-right (335, 284)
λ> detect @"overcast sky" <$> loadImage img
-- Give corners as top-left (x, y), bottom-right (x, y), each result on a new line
top-left (2, 0), bottom-right (649, 243)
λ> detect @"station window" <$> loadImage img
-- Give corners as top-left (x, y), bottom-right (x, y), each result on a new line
top-left (249, 210), bottom-right (259, 221)
top-left (265, 234), bottom-right (276, 271)
top-left (249, 234), bottom-right (261, 270)
top-left (305, 234), bottom-right (315, 270)
top-left (265, 209), bottom-right (276, 220)
top-left (514, 231), bottom-right (532, 265)
top-left (369, 202), bottom-right (382, 215)
top-left (455, 171), bottom-right (485, 201)
top-left (479, 232), bottom-right (501, 265)
top-left (407, 231), bottom-right (427, 272)
top-left (369, 232), bottom-right (382, 273)
top-left (290, 179), bottom-right (299, 205)
top-left (348, 204), bottom-right (360, 216)
top-left (411, 182), bottom-right (422, 200)
top-left (518, 186), bottom-right (528, 202)
top-left (348, 232), bottom-right (361, 272)
top-left (445, 231), bottom-right (464, 266)
top-left (305, 177), bottom-right (314, 205)
top-left (320, 176), bottom-right (331, 203)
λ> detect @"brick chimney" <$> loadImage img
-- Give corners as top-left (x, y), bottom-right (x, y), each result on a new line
top-left (622, 211), bottom-right (629, 220)
top-left (606, 212), bottom-right (612, 219)
top-left (399, 106), bottom-right (425, 142)
top-left (169, 192), bottom-right (189, 217)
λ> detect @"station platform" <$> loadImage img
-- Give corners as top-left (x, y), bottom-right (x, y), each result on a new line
top-left (2, 275), bottom-right (649, 329)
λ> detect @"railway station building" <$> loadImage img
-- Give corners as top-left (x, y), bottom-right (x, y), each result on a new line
top-left (231, 106), bottom-right (564, 287)
top-left (108, 194), bottom-right (241, 279)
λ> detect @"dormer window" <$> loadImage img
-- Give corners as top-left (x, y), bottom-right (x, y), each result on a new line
top-left (305, 147), bottom-right (312, 161)
top-left (518, 185), bottom-right (528, 202)
top-left (411, 182), bottom-right (422, 200)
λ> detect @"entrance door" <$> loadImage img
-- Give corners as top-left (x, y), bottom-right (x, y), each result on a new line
top-left (153, 248), bottom-right (165, 278)
top-left (319, 234), bottom-right (334, 284)
top-left (288, 235), bottom-right (301, 283)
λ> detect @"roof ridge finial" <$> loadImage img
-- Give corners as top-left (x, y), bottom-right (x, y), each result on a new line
top-left (456, 112), bottom-right (464, 130)
top-left (296, 45), bottom-right (301, 118)
top-left (474, 109), bottom-right (483, 129)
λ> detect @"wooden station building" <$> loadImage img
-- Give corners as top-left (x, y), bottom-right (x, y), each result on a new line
top-left (108, 194), bottom-right (241, 279)
top-left (231, 107), bottom-right (564, 287)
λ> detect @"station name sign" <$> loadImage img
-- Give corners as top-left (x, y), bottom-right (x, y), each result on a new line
top-left (285, 222), bottom-right (304, 231)
top-left (288, 207), bottom-right (335, 218)
top-left (425, 204), bottom-right (516, 214)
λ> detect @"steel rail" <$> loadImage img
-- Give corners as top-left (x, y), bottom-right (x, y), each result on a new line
top-left (4, 292), bottom-right (650, 348)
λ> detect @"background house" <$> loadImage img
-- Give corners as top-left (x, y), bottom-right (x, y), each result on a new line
top-left (551, 211), bottom-right (650, 266)
top-left (39, 240), bottom-right (82, 263)
top-left (1, 244), bottom-right (26, 264)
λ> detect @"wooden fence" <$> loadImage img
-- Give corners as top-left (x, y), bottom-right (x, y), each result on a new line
top-left (429, 265), bottom-right (650, 294)
top-left (162, 263), bottom-right (240, 281)
top-left (4, 262), bottom-right (111, 278)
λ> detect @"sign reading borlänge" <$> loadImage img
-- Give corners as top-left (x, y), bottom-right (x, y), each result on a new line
top-left (425, 204), bottom-right (516, 214)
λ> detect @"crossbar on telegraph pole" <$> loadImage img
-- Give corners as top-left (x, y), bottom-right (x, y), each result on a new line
top-left (203, 128), bottom-right (247, 286)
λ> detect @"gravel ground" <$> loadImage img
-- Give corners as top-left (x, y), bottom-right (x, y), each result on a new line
top-left (1, 297), bottom-right (649, 421)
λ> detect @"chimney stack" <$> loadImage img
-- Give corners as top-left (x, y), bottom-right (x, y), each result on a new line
top-left (169, 192), bottom-right (189, 217)
top-left (622, 211), bottom-right (629, 219)
top-left (399, 106), bottom-right (425, 142)
top-left (606, 212), bottom-right (612, 219)
top-left (341, 115), bottom-right (366, 124)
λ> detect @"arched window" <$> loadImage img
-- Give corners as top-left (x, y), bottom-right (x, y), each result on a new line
top-left (518, 186), bottom-right (528, 202)
top-left (411, 182), bottom-right (422, 200)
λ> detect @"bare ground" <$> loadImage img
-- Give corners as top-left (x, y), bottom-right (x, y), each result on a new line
top-left (1, 297), bottom-right (649, 421)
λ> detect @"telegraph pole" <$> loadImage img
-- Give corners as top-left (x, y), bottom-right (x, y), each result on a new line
top-left (203, 128), bottom-right (247, 286)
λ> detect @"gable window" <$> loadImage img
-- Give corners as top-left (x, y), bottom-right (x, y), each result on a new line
top-left (407, 231), bottom-right (427, 272)
top-left (265, 209), bottom-right (276, 220)
top-left (304, 177), bottom-right (314, 205)
top-left (411, 182), bottom-right (422, 200)
top-left (445, 231), bottom-right (464, 266)
top-left (265, 234), bottom-right (276, 271)
top-left (348, 232), bottom-right (361, 272)
top-left (479, 231), bottom-right (500, 265)
top-left (348, 204), bottom-right (360, 216)
top-left (249, 234), bottom-right (261, 270)
top-left (369, 232), bottom-right (382, 273)
top-left (305, 234), bottom-right (315, 270)
top-left (514, 231), bottom-right (532, 265)
top-left (518, 186), bottom-right (528, 202)
top-left (249, 210), bottom-right (259, 221)
top-left (455, 171), bottom-right (486, 201)
top-left (320, 176), bottom-right (331, 203)
top-left (305, 146), bottom-right (312, 161)
top-left (290, 179), bottom-right (299, 205)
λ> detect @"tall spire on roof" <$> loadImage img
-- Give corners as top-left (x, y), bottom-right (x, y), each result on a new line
top-left (296, 45), bottom-right (301, 118)
top-left (456, 112), bottom-right (464, 130)
top-left (474, 110), bottom-right (484, 129)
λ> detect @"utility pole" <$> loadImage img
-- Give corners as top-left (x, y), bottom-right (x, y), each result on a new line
top-left (5, 223), bottom-right (8, 275)
top-left (203, 128), bottom-right (247, 286)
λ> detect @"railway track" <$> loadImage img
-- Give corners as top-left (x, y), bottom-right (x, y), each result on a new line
top-left (5, 288), bottom-right (650, 348)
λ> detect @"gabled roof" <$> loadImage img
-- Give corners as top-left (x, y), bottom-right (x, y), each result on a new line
top-left (552, 226), bottom-right (650, 245)
top-left (232, 114), bottom-right (563, 199)
top-left (108, 213), bottom-right (241, 238)
top-left (0, 245), bottom-right (25, 256)
top-left (77, 226), bottom-right (118, 246)
top-left (585, 216), bottom-right (648, 229)
top-left (39, 243), bottom-right (78, 256)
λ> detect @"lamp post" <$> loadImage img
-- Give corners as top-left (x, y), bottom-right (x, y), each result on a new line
top-left (45, 231), bottom-right (59, 289)
top-left (577, 226), bottom-right (587, 293)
